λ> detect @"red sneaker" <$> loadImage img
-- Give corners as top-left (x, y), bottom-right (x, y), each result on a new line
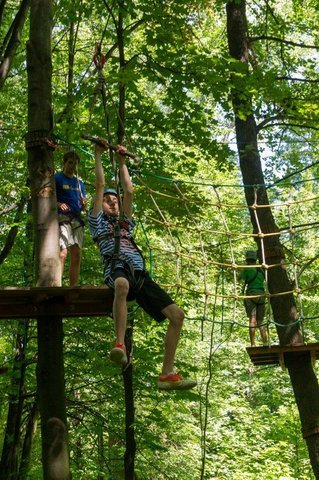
top-left (157, 372), bottom-right (197, 391)
top-left (110, 343), bottom-right (127, 366)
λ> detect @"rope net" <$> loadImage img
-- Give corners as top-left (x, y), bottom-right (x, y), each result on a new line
top-left (126, 167), bottom-right (319, 345)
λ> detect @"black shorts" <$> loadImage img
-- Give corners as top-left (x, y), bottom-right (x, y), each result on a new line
top-left (244, 296), bottom-right (265, 322)
top-left (112, 269), bottom-right (174, 322)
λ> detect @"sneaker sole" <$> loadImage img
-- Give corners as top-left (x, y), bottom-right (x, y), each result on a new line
top-left (110, 348), bottom-right (127, 366)
top-left (158, 380), bottom-right (197, 391)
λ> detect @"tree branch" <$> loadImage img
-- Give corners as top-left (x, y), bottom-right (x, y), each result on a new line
top-left (0, 193), bottom-right (28, 265)
top-left (249, 34), bottom-right (319, 50)
top-left (0, 0), bottom-right (30, 90)
top-left (276, 76), bottom-right (319, 84)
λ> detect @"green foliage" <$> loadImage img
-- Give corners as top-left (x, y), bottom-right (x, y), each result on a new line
top-left (2, 0), bottom-right (319, 478)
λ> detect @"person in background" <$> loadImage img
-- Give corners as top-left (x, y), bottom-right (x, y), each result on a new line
top-left (55, 151), bottom-right (86, 286)
top-left (89, 142), bottom-right (197, 391)
top-left (240, 250), bottom-right (268, 347)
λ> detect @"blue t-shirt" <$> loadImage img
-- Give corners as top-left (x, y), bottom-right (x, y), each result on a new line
top-left (55, 172), bottom-right (86, 215)
top-left (88, 210), bottom-right (144, 287)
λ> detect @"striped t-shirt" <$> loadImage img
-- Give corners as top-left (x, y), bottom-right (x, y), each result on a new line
top-left (88, 210), bottom-right (144, 287)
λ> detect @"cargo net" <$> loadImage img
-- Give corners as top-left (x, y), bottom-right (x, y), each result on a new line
top-left (132, 168), bottom-right (319, 347)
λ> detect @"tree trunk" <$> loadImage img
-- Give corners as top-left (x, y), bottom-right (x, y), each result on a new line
top-left (18, 398), bottom-right (39, 479)
top-left (0, 322), bottom-right (28, 480)
top-left (64, 20), bottom-right (75, 141)
top-left (116, 6), bottom-right (136, 478)
top-left (36, 315), bottom-right (69, 479)
top-left (116, 0), bottom-right (126, 144)
top-left (0, 192), bottom-right (28, 264)
top-left (226, 2), bottom-right (319, 477)
top-left (0, 0), bottom-right (7, 27)
top-left (0, 0), bottom-right (30, 90)
top-left (123, 322), bottom-right (136, 480)
top-left (26, 1), bottom-right (69, 478)
top-left (0, 190), bottom-right (33, 480)
top-left (97, 424), bottom-right (105, 480)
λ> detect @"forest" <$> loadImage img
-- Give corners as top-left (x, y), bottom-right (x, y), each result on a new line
top-left (1, 0), bottom-right (319, 479)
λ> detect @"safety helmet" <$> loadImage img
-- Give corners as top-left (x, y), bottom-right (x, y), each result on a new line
top-left (103, 188), bottom-right (118, 196)
top-left (245, 250), bottom-right (257, 261)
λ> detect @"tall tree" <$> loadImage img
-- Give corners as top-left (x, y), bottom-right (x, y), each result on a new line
top-left (0, 322), bottom-right (29, 480)
top-left (26, 0), bottom-right (69, 478)
top-left (226, 1), bottom-right (319, 477)
top-left (0, 0), bottom-right (30, 90)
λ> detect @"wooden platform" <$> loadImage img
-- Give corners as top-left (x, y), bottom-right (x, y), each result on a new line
top-left (246, 343), bottom-right (319, 369)
top-left (0, 286), bottom-right (113, 319)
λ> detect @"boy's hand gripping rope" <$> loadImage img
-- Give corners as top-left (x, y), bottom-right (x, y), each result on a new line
top-left (81, 133), bottom-right (141, 164)
top-left (93, 43), bottom-right (106, 71)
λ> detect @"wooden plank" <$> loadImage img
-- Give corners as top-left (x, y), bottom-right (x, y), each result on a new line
top-left (0, 286), bottom-right (113, 319)
top-left (246, 343), bottom-right (319, 367)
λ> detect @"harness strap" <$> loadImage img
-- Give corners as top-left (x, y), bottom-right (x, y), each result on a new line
top-left (110, 223), bottom-right (121, 273)
top-left (95, 219), bottom-right (146, 293)
top-left (58, 212), bottom-right (85, 228)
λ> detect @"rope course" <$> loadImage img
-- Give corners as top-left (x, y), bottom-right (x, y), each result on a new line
top-left (49, 43), bottom-right (319, 347)
top-left (3, 37), bottom-right (319, 350)
top-left (124, 166), bottom-right (319, 346)
top-left (17, 112), bottom-right (319, 348)
top-left (47, 121), bottom-right (319, 347)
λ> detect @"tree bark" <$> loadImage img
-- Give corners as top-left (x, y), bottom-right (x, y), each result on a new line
top-left (123, 323), bottom-right (136, 480)
top-left (226, 1), bottom-right (319, 477)
top-left (116, 0), bottom-right (126, 144)
top-left (0, 0), bottom-right (7, 27)
top-left (64, 20), bottom-right (76, 141)
top-left (97, 424), bottom-right (105, 480)
top-left (116, 6), bottom-right (136, 478)
top-left (26, 1), bottom-right (69, 478)
top-left (36, 315), bottom-right (69, 479)
top-left (18, 398), bottom-right (39, 479)
top-left (0, 322), bottom-right (28, 480)
top-left (0, 0), bottom-right (30, 90)
top-left (0, 192), bottom-right (28, 264)
top-left (0, 189), bottom-right (33, 480)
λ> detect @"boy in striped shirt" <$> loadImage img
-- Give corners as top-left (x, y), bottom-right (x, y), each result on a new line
top-left (89, 143), bottom-right (196, 391)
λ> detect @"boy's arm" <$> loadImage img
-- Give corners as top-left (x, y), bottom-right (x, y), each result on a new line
top-left (92, 144), bottom-right (106, 215)
top-left (238, 268), bottom-right (247, 282)
top-left (117, 146), bottom-right (133, 220)
top-left (55, 174), bottom-right (71, 213)
top-left (79, 180), bottom-right (87, 210)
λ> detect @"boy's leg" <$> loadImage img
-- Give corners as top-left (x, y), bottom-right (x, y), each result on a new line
top-left (249, 315), bottom-right (257, 346)
top-left (158, 303), bottom-right (196, 391)
top-left (59, 221), bottom-right (70, 284)
top-left (160, 303), bottom-right (184, 375)
top-left (256, 304), bottom-right (268, 345)
top-left (134, 275), bottom-right (196, 390)
top-left (59, 247), bottom-right (67, 280)
top-left (113, 276), bottom-right (130, 345)
top-left (258, 323), bottom-right (268, 345)
top-left (69, 244), bottom-right (81, 287)
top-left (110, 276), bottom-right (130, 366)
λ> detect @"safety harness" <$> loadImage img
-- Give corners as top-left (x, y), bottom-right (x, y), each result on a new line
top-left (89, 46), bottom-right (144, 293)
top-left (58, 212), bottom-right (85, 230)
top-left (94, 214), bottom-right (146, 294)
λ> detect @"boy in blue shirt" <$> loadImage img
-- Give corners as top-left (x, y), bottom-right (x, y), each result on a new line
top-left (55, 151), bottom-right (86, 286)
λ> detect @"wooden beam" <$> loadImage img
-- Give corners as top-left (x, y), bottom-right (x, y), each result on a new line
top-left (0, 286), bottom-right (113, 319)
top-left (246, 343), bottom-right (319, 368)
